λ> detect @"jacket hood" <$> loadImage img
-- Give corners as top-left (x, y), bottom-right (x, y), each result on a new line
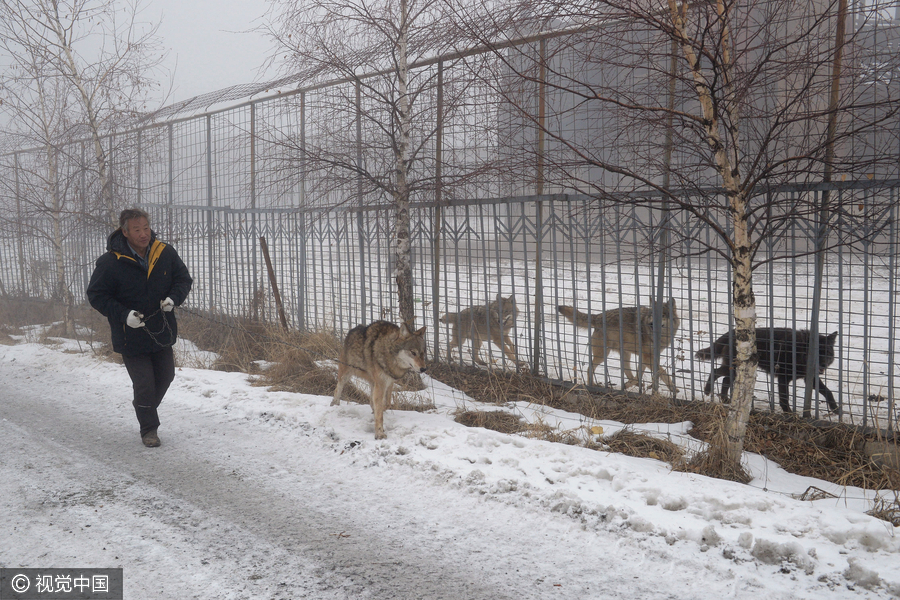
top-left (106, 228), bottom-right (158, 254)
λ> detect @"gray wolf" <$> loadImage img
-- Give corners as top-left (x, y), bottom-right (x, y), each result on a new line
top-left (331, 321), bottom-right (428, 439)
top-left (557, 298), bottom-right (680, 394)
top-left (695, 327), bottom-right (840, 414)
top-left (440, 294), bottom-right (520, 366)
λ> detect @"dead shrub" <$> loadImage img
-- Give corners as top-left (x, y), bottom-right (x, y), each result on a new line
top-left (602, 429), bottom-right (685, 465)
top-left (455, 410), bottom-right (527, 435)
top-left (0, 297), bottom-right (61, 329)
top-left (428, 361), bottom-right (566, 406)
top-left (392, 392), bottom-right (436, 412)
top-left (177, 310), bottom-right (270, 372)
top-left (867, 492), bottom-right (900, 526)
top-left (259, 327), bottom-right (354, 398)
top-left (522, 422), bottom-right (587, 446)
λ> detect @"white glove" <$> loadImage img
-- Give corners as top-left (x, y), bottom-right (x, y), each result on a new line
top-left (126, 310), bottom-right (145, 328)
top-left (160, 297), bottom-right (175, 312)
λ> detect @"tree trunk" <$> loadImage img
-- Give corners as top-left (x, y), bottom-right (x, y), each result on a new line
top-left (722, 195), bottom-right (758, 466)
top-left (393, 0), bottom-right (415, 326)
top-left (671, 0), bottom-right (757, 469)
top-left (48, 145), bottom-right (76, 337)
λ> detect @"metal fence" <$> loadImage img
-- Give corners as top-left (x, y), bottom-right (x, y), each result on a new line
top-left (1, 182), bottom-right (898, 432)
top-left (0, 9), bottom-right (899, 431)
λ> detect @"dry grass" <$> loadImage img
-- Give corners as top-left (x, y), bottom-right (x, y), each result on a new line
top-left (177, 310), bottom-right (272, 372)
top-left (429, 362), bottom-right (899, 491)
top-left (259, 328), bottom-right (345, 396)
top-left (677, 405), bottom-right (753, 484)
top-left (453, 409), bottom-right (586, 445)
top-left (427, 361), bottom-right (572, 406)
top-left (867, 491), bottom-right (900, 526)
top-left (455, 410), bottom-right (527, 435)
top-left (603, 429), bottom-right (685, 465)
top-left (0, 296), bottom-right (62, 329)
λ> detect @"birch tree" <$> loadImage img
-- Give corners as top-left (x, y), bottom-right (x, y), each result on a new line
top-left (0, 0), bottom-right (167, 333)
top-left (263, 0), bottom-right (450, 326)
top-left (0, 0), bottom-right (168, 228)
top-left (445, 0), bottom-right (900, 473)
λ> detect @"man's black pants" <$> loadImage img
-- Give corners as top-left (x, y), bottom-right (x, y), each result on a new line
top-left (122, 346), bottom-right (175, 436)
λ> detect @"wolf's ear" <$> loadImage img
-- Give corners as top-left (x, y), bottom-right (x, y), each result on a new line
top-left (828, 331), bottom-right (838, 342)
top-left (414, 326), bottom-right (426, 336)
top-left (506, 295), bottom-right (516, 303)
top-left (399, 322), bottom-right (412, 337)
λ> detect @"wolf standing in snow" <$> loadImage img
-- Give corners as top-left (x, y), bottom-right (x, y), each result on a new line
top-left (331, 321), bottom-right (428, 439)
top-left (557, 299), bottom-right (680, 394)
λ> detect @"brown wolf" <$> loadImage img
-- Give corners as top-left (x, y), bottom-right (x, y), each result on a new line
top-left (331, 321), bottom-right (427, 439)
top-left (557, 298), bottom-right (680, 394)
top-left (440, 294), bottom-right (520, 366)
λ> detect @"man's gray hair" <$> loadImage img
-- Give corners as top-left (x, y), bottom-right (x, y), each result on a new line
top-left (119, 208), bottom-right (150, 229)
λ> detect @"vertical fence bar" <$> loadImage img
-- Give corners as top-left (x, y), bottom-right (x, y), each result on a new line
top-left (653, 38), bottom-right (678, 394)
top-left (249, 105), bottom-right (260, 320)
top-left (806, 0), bottom-right (848, 416)
top-left (888, 195), bottom-right (897, 432)
top-left (80, 142), bottom-right (88, 291)
top-left (531, 38), bottom-right (547, 375)
top-left (136, 130), bottom-right (142, 208)
top-left (15, 153), bottom-right (25, 294)
top-left (432, 60), bottom-right (444, 358)
top-left (205, 117), bottom-right (215, 312)
top-left (297, 212), bottom-right (307, 331)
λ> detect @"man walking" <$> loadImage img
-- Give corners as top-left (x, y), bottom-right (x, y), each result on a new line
top-left (87, 209), bottom-right (193, 447)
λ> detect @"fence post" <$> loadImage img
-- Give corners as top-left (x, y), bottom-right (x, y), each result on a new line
top-left (299, 91), bottom-right (306, 207)
top-left (652, 38), bottom-right (678, 393)
top-left (15, 153), bottom-right (25, 294)
top-left (297, 212), bottom-right (307, 331)
top-left (260, 236), bottom-right (288, 330)
top-left (250, 103), bottom-right (260, 321)
top-left (136, 130), bottom-right (142, 208)
top-left (531, 38), bottom-right (547, 375)
top-left (204, 117), bottom-right (216, 312)
top-left (805, 0), bottom-right (848, 417)
top-left (355, 81), bottom-right (368, 323)
top-left (432, 60), bottom-right (444, 359)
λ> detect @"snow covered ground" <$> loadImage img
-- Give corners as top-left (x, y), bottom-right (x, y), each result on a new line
top-left (1, 333), bottom-right (898, 599)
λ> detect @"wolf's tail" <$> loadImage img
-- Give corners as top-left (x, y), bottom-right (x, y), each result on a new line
top-left (557, 305), bottom-right (595, 329)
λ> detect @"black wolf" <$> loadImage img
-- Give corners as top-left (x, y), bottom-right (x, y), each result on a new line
top-left (695, 327), bottom-right (840, 414)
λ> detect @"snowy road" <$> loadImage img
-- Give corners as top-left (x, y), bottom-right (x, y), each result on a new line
top-left (0, 355), bottom-right (671, 600)
top-left (3, 343), bottom-right (897, 600)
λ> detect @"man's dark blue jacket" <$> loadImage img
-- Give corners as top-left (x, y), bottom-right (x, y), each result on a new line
top-left (87, 229), bottom-right (193, 356)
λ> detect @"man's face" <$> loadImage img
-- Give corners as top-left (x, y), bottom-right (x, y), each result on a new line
top-left (122, 217), bottom-right (151, 254)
